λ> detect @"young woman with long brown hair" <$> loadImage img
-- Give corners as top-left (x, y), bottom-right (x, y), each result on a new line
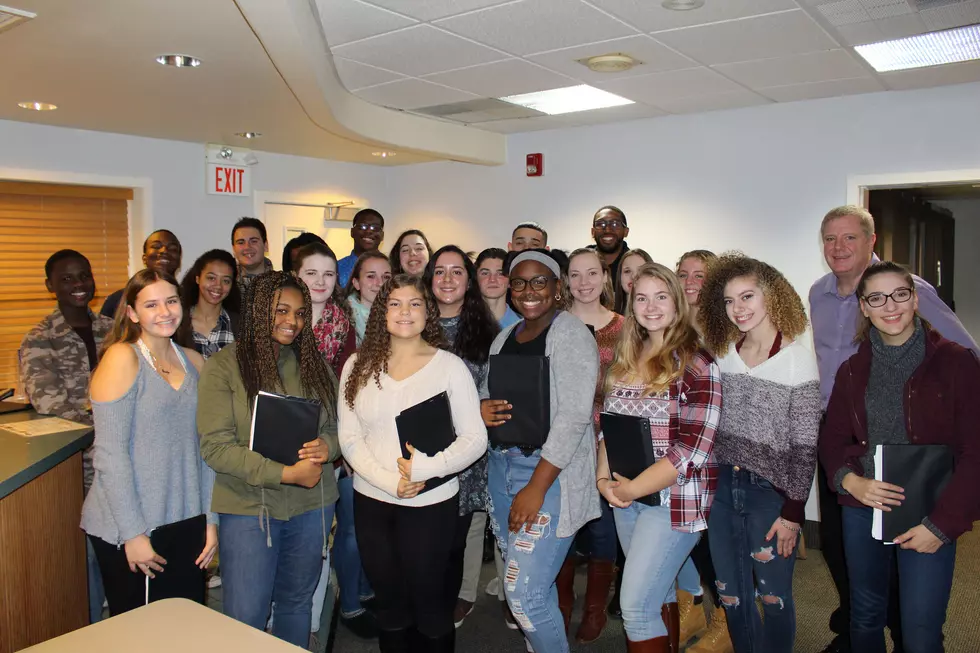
top-left (339, 274), bottom-right (487, 652)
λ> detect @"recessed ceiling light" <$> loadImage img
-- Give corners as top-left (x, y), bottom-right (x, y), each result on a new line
top-left (235, 132), bottom-right (262, 139)
top-left (372, 151), bottom-right (397, 158)
top-left (580, 53), bottom-right (640, 73)
top-left (499, 85), bottom-right (633, 115)
top-left (662, 0), bottom-right (704, 10)
top-left (18, 101), bottom-right (57, 111)
top-left (156, 54), bottom-right (201, 68)
top-left (854, 24), bottom-right (980, 72)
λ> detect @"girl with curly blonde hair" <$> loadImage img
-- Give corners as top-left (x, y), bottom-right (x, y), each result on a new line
top-left (697, 253), bottom-right (821, 653)
top-left (338, 274), bottom-right (487, 652)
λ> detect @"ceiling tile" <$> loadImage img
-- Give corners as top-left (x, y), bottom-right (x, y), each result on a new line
top-left (757, 75), bottom-right (884, 102)
top-left (880, 59), bottom-right (980, 90)
top-left (316, 0), bottom-right (417, 47)
top-left (561, 102), bottom-right (668, 125)
top-left (833, 21), bottom-right (883, 45)
top-left (332, 24), bottom-right (508, 76)
top-left (423, 59), bottom-right (575, 98)
top-left (859, 0), bottom-right (912, 21)
top-left (714, 49), bottom-right (870, 89)
top-left (874, 13), bottom-right (929, 40)
top-left (653, 10), bottom-right (843, 65)
top-left (358, 0), bottom-right (516, 21)
top-left (814, 0), bottom-right (871, 27)
top-left (526, 35), bottom-right (697, 83)
top-left (441, 105), bottom-right (544, 123)
top-left (652, 89), bottom-right (772, 114)
top-left (596, 67), bottom-right (745, 103)
top-left (587, 0), bottom-right (798, 33)
top-left (474, 115), bottom-right (574, 133)
top-left (333, 57), bottom-right (406, 90)
top-left (920, 0), bottom-right (980, 31)
top-left (434, 0), bottom-right (637, 57)
top-left (354, 78), bottom-right (479, 109)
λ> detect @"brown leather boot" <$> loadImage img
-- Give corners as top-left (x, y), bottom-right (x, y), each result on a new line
top-left (661, 602), bottom-right (680, 653)
top-left (626, 635), bottom-right (670, 652)
top-left (556, 557), bottom-right (576, 633)
top-left (575, 559), bottom-right (616, 643)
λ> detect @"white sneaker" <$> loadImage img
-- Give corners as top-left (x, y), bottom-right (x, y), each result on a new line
top-left (485, 577), bottom-right (500, 596)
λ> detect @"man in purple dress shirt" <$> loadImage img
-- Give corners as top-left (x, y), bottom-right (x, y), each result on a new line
top-left (809, 204), bottom-right (978, 653)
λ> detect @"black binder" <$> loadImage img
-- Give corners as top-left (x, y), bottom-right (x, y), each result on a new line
top-left (146, 514), bottom-right (207, 605)
top-left (873, 444), bottom-right (954, 542)
top-left (600, 412), bottom-right (660, 506)
top-left (488, 354), bottom-right (550, 449)
top-left (249, 391), bottom-right (320, 466)
top-left (395, 392), bottom-right (457, 494)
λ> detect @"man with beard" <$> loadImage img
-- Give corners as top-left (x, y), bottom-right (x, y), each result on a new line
top-left (337, 208), bottom-right (385, 287)
top-left (100, 229), bottom-right (182, 318)
top-left (590, 206), bottom-right (630, 283)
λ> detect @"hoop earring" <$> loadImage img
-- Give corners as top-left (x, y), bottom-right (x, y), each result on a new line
top-left (555, 294), bottom-right (561, 301)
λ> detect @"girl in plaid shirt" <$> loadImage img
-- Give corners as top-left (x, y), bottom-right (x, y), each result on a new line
top-left (597, 262), bottom-right (721, 653)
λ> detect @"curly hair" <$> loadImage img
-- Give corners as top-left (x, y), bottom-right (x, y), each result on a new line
top-left (423, 245), bottom-right (499, 364)
top-left (344, 274), bottom-right (446, 409)
top-left (564, 248), bottom-right (615, 310)
top-left (293, 241), bottom-right (354, 331)
top-left (698, 252), bottom-right (808, 355)
top-left (389, 229), bottom-right (433, 275)
top-left (605, 262), bottom-right (701, 395)
top-left (237, 271), bottom-right (337, 417)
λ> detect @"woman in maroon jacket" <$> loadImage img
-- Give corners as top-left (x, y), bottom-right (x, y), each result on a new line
top-left (819, 261), bottom-right (980, 653)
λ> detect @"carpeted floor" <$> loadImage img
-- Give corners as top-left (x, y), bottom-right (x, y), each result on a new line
top-left (325, 527), bottom-right (980, 652)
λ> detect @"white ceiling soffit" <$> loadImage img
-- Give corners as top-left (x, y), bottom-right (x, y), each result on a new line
top-left (318, 0), bottom-right (980, 134)
top-left (236, 0), bottom-right (505, 166)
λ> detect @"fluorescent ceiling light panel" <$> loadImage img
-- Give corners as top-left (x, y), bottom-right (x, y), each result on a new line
top-left (499, 85), bottom-right (633, 115)
top-left (854, 24), bottom-right (980, 72)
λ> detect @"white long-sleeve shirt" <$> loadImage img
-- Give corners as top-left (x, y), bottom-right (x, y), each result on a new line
top-left (338, 349), bottom-right (489, 507)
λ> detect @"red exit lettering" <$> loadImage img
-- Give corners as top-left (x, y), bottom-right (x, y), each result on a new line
top-left (214, 167), bottom-right (246, 194)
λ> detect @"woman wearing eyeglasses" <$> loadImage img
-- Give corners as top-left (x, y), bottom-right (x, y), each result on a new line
top-left (819, 261), bottom-right (980, 653)
top-left (480, 249), bottom-right (600, 653)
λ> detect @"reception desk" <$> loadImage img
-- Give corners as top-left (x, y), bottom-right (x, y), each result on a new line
top-left (0, 410), bottom-right (93, 653)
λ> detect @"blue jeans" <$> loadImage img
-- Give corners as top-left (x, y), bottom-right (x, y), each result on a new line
top-left (614, 502), bottom-right (700, 640)
top-left (489, 448), bottom-right (574, 653)
top-left (709, 465), bottom-right (797, 653)
top-left (842, 506), bottom-right (955, 653)
top-left (220, 506), bottom-right (335, 648)
top-left (677, 556), bottom-right (702, 595)
top-left (86, 537), bottom-right (105, 624)
top-left (332, 472), bottom-right (373, 616)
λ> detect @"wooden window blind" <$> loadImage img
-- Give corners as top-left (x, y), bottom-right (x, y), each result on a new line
top-left (0, 181), bottom-right (132, 390)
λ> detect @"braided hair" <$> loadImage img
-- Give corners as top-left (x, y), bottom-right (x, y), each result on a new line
top-left (344, 274), bottom-right (446, 409)
top-left (237, 270), bottom-right (337, 416)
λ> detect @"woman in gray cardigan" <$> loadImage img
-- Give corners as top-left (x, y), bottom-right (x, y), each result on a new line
top-left (480, 249), bottom-right (600, 653)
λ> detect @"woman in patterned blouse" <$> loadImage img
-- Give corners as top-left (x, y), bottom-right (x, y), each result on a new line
top-left (596, 262), bottom-right (721, 653)
top-left (293, 242), bottom-right (356, 377)
top-left (178, 249), bottom-right (240, 359)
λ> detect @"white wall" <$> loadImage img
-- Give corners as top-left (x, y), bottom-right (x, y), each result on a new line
top-left (385, 81), bottom-right (980, 313)
top-left (0, 119), bottom-right (389, 271)
top-left (932, 198), bottom-right (980, 340)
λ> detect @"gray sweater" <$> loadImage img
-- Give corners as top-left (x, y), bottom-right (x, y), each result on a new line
top-left (81, 344), bottom-right (216, 544)
top-left (481, 311), bottom-right (601, 538)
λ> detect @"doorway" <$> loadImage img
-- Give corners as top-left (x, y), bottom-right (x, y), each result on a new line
top-left (254, 195), bottom-right (358, 269)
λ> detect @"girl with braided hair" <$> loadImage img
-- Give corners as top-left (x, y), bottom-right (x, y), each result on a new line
top-left (339, 274), bottom-right (487, 653)
top-left (198, 271), bottom-right (340, 648)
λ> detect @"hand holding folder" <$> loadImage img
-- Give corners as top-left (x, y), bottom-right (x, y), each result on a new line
top-left (488, 354), bottom-right (550, 449)
top-left (600, 412), bottom-right (660, 507)
top-left (395, 392), bottom-right (457, 495)
top-left (871, 444), bottom-right (954, 543)
top-left (249, 391), bottom-right (321, 466)
top-left (146, 514), bottom-right (207, 605)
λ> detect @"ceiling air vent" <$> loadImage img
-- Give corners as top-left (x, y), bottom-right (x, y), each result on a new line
top-left (0, 5), bottom-right (35, 35)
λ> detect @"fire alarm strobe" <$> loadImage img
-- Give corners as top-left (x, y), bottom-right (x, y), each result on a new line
top-left (526, 153), bottom-right (543, 177)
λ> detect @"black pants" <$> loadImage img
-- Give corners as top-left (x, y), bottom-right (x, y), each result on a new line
top-left (689, 528), bottom-right (720, 607)
top-left (88, 535), bottom-right (146, 616)
top-left (818, 463), bottom-right (904, 651)
top-left (354, 491), bottom-right (457, 638)
top-left (446, 512), bottom-right (473, 603)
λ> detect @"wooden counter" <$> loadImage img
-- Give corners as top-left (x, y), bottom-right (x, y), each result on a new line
top-left (0, 410), bottom-right (93, 653)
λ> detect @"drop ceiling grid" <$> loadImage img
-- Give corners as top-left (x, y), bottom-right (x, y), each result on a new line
top-left (321, 0), bottom-right (980, 126)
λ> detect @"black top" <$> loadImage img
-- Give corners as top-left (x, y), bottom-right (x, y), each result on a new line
top-left (100, 288), bottom-right (124, 319)
top-left (71, 325), bottom-right (97, 370)
top-left (500, 325), bottom-right (550, 357)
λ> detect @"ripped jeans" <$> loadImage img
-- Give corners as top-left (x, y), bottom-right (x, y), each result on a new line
top-left (488, 448), bottom-right (574, 653)
top-left (708, 465), bottom-right (797, 653)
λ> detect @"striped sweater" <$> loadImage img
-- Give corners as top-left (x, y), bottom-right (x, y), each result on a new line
top-left (714, 340), bottom-right (821, 523)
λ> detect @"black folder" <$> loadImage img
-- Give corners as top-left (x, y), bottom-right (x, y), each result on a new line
top-left (395, 392), bottom-right (457, 494)
top-left (600, 412), bottom-right (660, 506)
top-left (146, 514), bottom-right (207, 605)
top-left (873, 444), bottom-right (954, 542)
top-left (488, 354), bottom-right (550, 449)
top-left (249, 391), bottom-right (320, 466)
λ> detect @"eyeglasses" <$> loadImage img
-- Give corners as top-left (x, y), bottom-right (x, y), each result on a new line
top-left (593, 220), bottom-right (625, 231)
top-left (862, 287), bottom-right (913, 308)
top-left (354, 224), bottom-right (382, 233)
top-left (510, 275), bottom-right (554, 292)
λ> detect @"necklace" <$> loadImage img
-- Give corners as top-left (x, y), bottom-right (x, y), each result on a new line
top-left (137, 338), bottom-right (172, 375)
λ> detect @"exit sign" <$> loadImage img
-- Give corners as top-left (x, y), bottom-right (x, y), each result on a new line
top-left (205, 143), bottom-right (255, 197)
